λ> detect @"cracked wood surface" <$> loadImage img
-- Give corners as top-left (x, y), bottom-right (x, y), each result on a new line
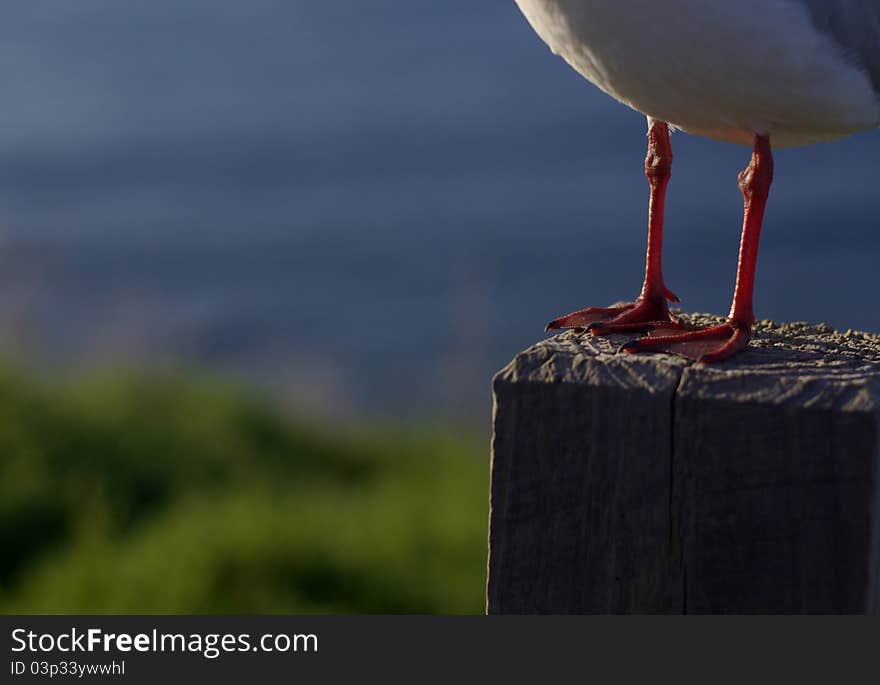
top-left (487, 317), bottom-right (880, 614)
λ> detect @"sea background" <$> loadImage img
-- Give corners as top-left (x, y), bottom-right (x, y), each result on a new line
top-left (3, 0), bottom-right (879, 425)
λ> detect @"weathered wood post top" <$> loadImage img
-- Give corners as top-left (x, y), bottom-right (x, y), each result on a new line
top-left (488, 317), bottom-right (880, 614)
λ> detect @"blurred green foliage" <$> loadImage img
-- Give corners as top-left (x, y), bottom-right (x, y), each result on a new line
top-left (0, 369), bottom-right (488, 613)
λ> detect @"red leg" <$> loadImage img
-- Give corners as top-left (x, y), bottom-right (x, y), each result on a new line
top-left (621, 134), bottom-right (774, 363)
top-left (546, 120), bottom-right (684, 333)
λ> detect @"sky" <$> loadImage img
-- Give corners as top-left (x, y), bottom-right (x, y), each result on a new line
top-left (1, 0), bottom-right (879, 422)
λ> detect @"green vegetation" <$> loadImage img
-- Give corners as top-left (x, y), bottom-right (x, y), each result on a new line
top-left (0, 369), bottom-right (488, 613)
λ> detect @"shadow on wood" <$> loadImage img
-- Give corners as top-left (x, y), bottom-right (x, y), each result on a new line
top-left (487, 317), bottom-right (880, 614)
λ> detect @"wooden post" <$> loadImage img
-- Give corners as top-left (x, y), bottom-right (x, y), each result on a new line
top-left (487, 317), bottom-right (880, 614)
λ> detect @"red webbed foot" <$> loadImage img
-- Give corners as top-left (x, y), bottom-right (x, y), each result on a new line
top-left (619, 321), bottom-right (751, 363)
top-left (545, 289), bottom-right (685, 336)
top-left (546, 122), bottom-right (687, 340)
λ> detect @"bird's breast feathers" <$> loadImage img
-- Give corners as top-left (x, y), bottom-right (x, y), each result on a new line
top-left (514, 0), bottom-right (880, 146)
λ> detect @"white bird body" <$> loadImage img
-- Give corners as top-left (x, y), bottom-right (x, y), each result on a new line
top-left (515, 0), bottom-right (880, 146)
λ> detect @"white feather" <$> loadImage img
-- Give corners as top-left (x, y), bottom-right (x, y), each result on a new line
top-left (514, 0), bottom-right (880, 146)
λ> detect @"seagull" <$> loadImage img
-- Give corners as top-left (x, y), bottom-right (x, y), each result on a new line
top-left (516, 0), bottom-right (880, 362)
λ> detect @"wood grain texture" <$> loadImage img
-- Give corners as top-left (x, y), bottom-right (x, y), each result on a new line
top-left (487, 317), bottom-right (880, 614)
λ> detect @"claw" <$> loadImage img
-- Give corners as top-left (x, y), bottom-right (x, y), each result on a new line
top-left (545, 304), bottom-right (636, 332)
top-left (617, 340), bottom-right (640, 355)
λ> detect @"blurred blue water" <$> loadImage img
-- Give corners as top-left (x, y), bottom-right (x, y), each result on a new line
top-left (1, 0), bottom-right (879, 421)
